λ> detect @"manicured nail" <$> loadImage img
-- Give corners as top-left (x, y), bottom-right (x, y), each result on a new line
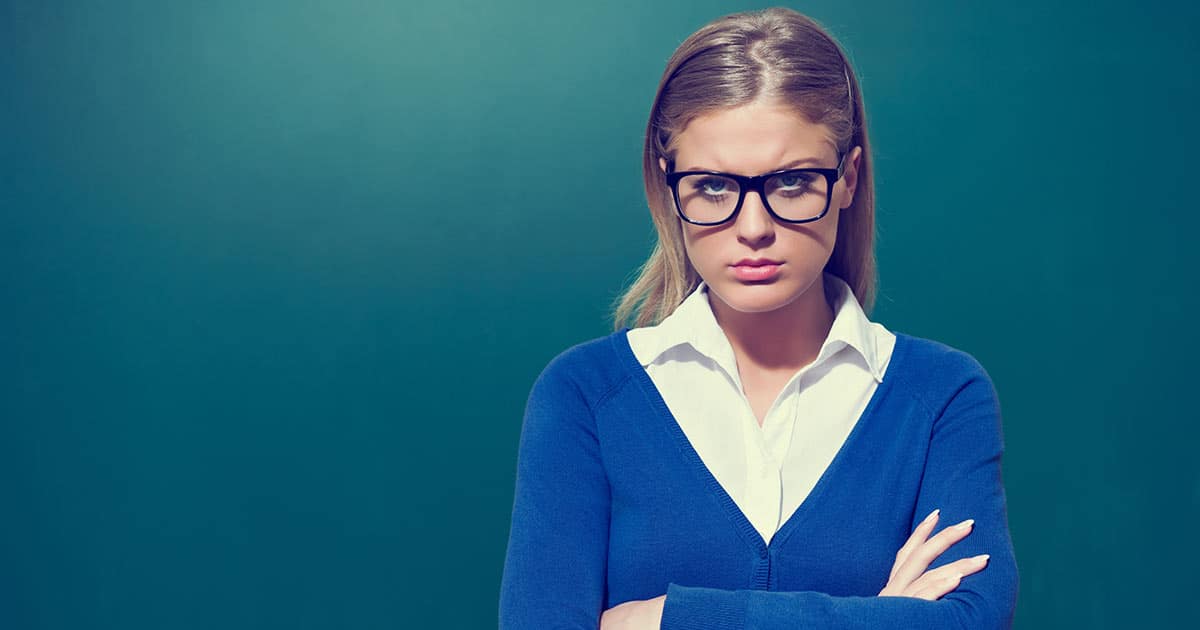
top-left (974, 554), bottom-right (990, 564)
top-left (954, 519), bottom-right (975, 530)
top-left (924, 508), bottom-right (940, 523)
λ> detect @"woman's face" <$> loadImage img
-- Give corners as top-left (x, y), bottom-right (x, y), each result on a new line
top-left (660, 100), bottom-right (862, 317)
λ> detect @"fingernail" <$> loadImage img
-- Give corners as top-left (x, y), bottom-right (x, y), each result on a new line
top-left (975, 554), bottom-right (990, 564)
top-left (954, 519), bottom-right (975, 530)
top-left (924, 508), bottom-right (940, 523)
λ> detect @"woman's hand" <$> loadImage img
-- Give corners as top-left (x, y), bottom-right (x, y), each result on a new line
top-left (878, 509), bottom-right (991, 601)
top-left (598, 510), bottom-right (984, 627)
top-left (600, 594), bottom-right (665, 630)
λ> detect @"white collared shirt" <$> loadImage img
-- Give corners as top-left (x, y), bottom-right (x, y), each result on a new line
top-left (626, 272), bottom-right (897, 545)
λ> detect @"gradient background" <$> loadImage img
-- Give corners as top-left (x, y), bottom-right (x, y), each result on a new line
top-left (2, 1), bottom-right (1196, 628)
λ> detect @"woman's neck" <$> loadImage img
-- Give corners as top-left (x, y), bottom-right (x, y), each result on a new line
top-left (708, 275), bottom-right (835, 373)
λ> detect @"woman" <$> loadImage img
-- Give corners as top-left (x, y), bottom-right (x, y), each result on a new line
top-left (500, 7), bottom-right (1018, 629)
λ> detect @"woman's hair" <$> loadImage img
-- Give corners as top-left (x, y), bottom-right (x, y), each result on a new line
top-left (612, 7), bottom-right (877, 329)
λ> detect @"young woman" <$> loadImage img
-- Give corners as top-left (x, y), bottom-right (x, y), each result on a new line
top-left (500, 7), bottom-right (1018, 629)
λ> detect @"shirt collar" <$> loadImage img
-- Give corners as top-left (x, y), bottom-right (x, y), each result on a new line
top-left (819, 272), bottom-right (885, 383)
top-left (634, 271), bottom-right (885, 383)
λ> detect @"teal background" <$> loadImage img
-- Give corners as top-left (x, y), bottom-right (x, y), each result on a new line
top-left (2, 1), bottom-right (1196, 628)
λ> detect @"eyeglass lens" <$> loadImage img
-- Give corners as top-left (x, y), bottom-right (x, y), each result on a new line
top-left (676, 171), bottom-right (829, 223)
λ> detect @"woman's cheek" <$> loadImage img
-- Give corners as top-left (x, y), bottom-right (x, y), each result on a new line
top-left (682, 231), bottom-right (718, 277)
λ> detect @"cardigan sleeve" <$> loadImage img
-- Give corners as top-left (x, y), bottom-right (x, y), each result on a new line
top-left (498, 357), bottom-right (610, 630)
top-left (660, 355), bottom-right (1019, 630)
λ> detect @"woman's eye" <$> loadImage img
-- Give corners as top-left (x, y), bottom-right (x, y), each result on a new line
top-left (777, 174), bottom-right (810, 189)
top-left (700, 179), bottom-right (728, 195)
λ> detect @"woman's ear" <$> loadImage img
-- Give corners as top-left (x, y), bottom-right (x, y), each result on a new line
top-left (659, 157), bottom-right (668, 173)
top-left (841, 146), bottom-right (863, 209)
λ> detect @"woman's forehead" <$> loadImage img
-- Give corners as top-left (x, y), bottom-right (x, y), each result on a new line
top-left (673, 103), bottom-right (838, 171)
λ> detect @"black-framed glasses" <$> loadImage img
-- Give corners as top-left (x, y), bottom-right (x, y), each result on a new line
top-left (664, 152), bottom-right (846, 226)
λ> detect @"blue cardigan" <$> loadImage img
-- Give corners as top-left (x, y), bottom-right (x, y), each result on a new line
top-left (499, 329), bottom-right (1018, 629)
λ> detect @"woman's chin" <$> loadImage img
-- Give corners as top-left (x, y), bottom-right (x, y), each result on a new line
top-left (708, 282), bottom-right (805, 315)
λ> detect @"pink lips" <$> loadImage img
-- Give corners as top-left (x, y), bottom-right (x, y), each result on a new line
top-left (731, 258), bottom-right (782, 281)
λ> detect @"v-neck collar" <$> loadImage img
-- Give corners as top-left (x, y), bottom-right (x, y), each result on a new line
top-left (610, 328), bottom-right (913, 556)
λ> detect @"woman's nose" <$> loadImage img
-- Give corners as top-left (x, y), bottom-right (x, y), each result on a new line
top-left (735, 190), bottom-right (775, 245)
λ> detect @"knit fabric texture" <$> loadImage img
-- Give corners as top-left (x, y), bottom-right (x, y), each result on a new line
top-left (499, 329), bottom-right (1018, 629)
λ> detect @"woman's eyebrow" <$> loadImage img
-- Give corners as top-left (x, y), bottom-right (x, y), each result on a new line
top-left (683, 157), bottom-right (825, 172)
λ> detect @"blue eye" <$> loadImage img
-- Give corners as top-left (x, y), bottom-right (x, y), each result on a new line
top-left (690, 176), bottom-right (736, 198)
top-left (769, 172), bottom-right (817, 198)
top-left (777, 173), bottom-right (811, 188)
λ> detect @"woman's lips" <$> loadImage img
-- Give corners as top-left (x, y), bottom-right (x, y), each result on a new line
top-left (731, 259), bottom-right (782, 281)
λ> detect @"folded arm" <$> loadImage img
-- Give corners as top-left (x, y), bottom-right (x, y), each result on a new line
top-left (661, 357), bottom-right (1019, 630)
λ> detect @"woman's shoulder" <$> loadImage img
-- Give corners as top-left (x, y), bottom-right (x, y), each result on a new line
top-left (528, 329), bottom-right (638, 403)
top-left (893, 330), bottom-right (990, 373)
top-left (887, 331), bottom-right (1007, 444)
top-left (889, 330), bottom-right (998, 399)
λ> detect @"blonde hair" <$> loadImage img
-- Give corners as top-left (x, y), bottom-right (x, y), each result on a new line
top-left (612, 7), bottom-right (877, 329)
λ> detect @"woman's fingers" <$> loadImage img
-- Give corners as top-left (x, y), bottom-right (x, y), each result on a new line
top-left (888, 517), bottom-right (975, 590)
top-left (889, 509), bottom-right (940, 581)
top-left (910, 571), bottom-right (962, 601)
top-left (881, 510), bottom-right (942, 595)
top-left (906, 554), bottom-right (991, 601)
top-left (879, 511), bottom-right (989, 601)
